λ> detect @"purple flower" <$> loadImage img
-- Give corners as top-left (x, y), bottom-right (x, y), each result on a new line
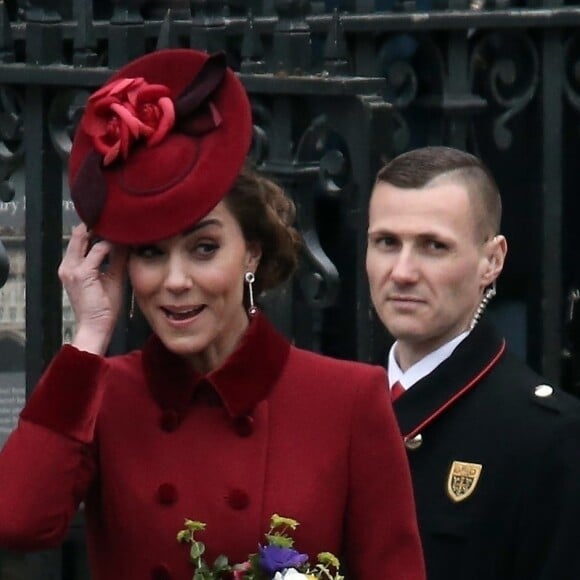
top-left (259, 545), bottom-right (308, 575)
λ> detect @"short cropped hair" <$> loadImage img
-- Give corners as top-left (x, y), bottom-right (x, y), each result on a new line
top-left (375, 146), bottom-right (502, 239)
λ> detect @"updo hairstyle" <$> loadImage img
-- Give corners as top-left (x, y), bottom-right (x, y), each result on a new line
top-left (224, 165), bottom-right (302, 295)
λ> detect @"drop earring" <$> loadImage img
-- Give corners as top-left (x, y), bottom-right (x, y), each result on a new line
top-left (129, 291), bottom-right (135, 320)
top-left (245, 271), bottom-right (258, 316)
top-left (469, 281), bottom-right (496, 330)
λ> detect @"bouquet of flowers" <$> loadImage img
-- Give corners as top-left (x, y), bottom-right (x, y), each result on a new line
top-left (177, 513), bottom-right (344, 580)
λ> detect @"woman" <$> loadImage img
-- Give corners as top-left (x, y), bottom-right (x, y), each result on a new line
top-left (0, 49), bottom-right (425, 579)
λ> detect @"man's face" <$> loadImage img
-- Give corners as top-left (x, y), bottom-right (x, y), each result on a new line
top-left (366, 177), bottom-right (500, 364)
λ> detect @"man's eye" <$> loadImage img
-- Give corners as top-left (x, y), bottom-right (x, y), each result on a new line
top-left (377, 236), bottom-right (397, 248)
top-left (426, 240), bottom-right (447, 251)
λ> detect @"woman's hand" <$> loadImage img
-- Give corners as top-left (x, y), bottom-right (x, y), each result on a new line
top-left (58, 224), bottom-right (128, 355)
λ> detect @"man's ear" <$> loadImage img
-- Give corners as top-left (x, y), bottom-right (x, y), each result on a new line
top-left (482, 235), bottom-right (507, 287)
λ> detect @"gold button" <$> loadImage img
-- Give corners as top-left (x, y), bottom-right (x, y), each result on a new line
top-left (534, 384), bottom-right (553, 398)
top-left (405, 433), bottom-right (423, 450)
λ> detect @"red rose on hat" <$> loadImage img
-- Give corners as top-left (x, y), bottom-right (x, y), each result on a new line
top-left (81, 77), bottom-right (175, 166)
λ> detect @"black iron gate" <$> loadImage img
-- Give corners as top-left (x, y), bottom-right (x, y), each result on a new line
top-left (0, 0), bottom-right (580, 578)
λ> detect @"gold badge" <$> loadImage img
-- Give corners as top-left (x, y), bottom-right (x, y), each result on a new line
top-left (446, 460), bottom-right (483, 503)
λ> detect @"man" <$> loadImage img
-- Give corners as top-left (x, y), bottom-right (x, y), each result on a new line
top-left (366, 145), bottom-right (580, 579)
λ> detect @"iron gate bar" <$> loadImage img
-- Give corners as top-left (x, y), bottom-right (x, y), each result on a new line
top-left (3, 8), bottom-right (580, 47)
top-left (539, 28), bottom-right (563, 382)
top-left (240, 74), bottom-right (386, 94)
top-left (0, 65), bottom-right (111, 85)
top-left (308, 8), bottom-right (580, 30)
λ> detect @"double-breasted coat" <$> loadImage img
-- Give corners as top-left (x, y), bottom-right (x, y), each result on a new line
top-left (0, 312), bottom-right (425, 580)
top-left (393, 319), bottom-right (580, 579)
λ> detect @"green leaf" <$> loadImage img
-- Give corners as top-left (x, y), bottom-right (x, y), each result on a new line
top-left (265, 533), bottom-right (293, 548)
top-left (193, 563), bottom-right (212, 580)
top-left (270, 514), bottom-right (300, 530)
top-left (190, 540), bottom-right (206, 559)
top-left (185, 519), bottom-right (207, 533)
top-left (213, 554), bottom-right (229, 569)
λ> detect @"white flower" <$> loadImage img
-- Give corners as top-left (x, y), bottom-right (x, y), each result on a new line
top-left (273, 569), bottom-right (311, 580)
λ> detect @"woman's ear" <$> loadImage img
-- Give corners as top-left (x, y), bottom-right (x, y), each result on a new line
top-left (482, 235), bottom-right (508, 287)
top-left (246, 242), bottom-right (262, 271)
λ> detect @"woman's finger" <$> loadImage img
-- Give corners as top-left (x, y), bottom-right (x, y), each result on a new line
top-left (69, 223), bottom-right (90, 256)
top-left (105, 245), bottom-right (129, 283)
top-left (60, 224), bottom-right (90, 270)
top-left (83, 239), bottom-right (113, 272)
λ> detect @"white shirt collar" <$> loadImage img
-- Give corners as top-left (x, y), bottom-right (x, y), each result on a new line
top-left (388, 330), bottom-right (470, 392)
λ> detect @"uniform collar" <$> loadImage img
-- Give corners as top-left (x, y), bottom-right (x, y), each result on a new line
top-left (388, 329), bottom-right (470, 390)
top-left (393, 320), bottom-right (506, 438)
top-left (142, 311), bottom-right (291, 418)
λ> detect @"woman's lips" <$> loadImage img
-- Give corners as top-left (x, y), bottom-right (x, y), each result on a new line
top-left (161, 305), bottom-right (205, 321)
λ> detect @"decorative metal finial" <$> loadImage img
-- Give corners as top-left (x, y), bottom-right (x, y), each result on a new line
top-left (241, 10), bottom-right (266, 73)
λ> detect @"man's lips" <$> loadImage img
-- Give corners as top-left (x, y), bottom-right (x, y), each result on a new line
top-left (387, 295), bottom-right (424, 303)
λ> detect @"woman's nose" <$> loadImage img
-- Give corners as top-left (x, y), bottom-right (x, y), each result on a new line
top-left (163, 255), bottom-right (192, 291)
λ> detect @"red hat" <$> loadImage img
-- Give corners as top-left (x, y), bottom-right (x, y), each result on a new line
top-left (69, 48), bottom-right (252, 244)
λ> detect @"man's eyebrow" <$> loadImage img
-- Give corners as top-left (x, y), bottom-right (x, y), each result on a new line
top-left (367, 225), bottom-right (396, 234)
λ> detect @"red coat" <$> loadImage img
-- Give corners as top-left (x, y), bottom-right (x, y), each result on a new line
top-left (0, 313), bottom-right (424, 579)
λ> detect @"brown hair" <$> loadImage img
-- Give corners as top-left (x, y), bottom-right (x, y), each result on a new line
top-left (376, 146), bottom-right (502, 239)
top-left (225, 165), bottom-right (302, 295)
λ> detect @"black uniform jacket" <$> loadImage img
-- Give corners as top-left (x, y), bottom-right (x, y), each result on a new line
top-left (393, 320), bottom-right (580, 580)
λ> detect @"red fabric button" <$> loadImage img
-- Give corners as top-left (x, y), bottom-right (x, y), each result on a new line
top-left (227, 488), bottom-right (250, 510)
top-left (160, 410), bottom-right (180, 432)
top-left (156, 483), bottom-right (178, 506)
top-left (151, 563), bottom-right (172, 580)
top-left (233, 415), bottom-right (254, 437)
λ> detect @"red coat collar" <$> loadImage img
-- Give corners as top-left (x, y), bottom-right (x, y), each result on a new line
top-left (142, 311), bottom-right (291, 418)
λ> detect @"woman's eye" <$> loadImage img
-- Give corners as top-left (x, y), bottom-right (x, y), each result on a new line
top-left (131, 245), bottom-right (163, 259)
top-left (195, 242), bottom-right (219, 257)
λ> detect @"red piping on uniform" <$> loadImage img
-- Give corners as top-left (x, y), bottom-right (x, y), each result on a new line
top-left (404, 340), bottom-right (506, 441)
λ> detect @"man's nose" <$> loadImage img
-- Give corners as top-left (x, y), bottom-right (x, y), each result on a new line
top-left (390, 248), bottom-right (419, 284)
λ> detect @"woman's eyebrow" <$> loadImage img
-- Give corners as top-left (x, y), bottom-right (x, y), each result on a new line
top-left (182, 218), bottom-right (222, 236)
